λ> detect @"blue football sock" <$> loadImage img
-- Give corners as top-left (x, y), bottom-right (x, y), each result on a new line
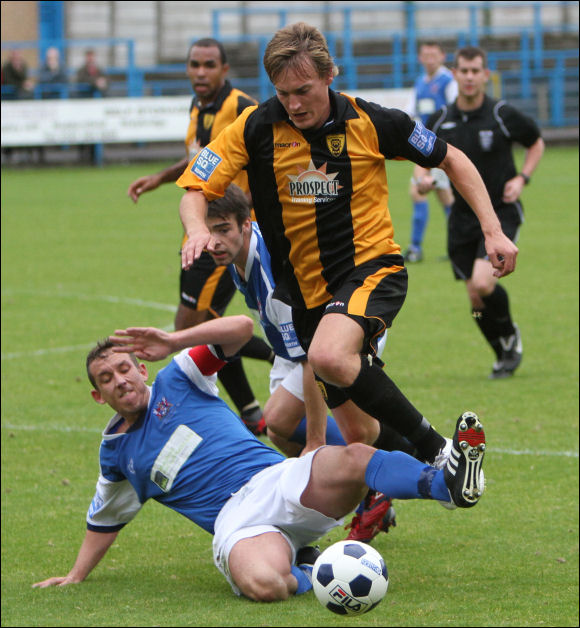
top-left (291, 565), bottom-right (313, 595)
top-left (411, 201), bottom-right (429, 248)
top-left (364, 449), bottom-right (450, 502)
top-left (443, 204), bottom-right (451, 218)
top-left (289, 416), bottom-right (346, 446)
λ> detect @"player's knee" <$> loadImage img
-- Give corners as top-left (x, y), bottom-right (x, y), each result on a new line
top-left (174, 305), bottom-right (213, 331)
top-left (339, 421), bottom-right (377, 445)
top-left (469, 278), bottom-right (494, 302)
top-left (263, 401), bottom-right (291, 438)
top-left (308, 346), bottom-right (351, 387)
top-left (341, 442), bottom-right (376, 476)
top-left (240, 572), bottom-right (292, 602)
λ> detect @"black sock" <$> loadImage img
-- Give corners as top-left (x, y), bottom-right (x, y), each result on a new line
top-left (239, 335), bottom-right (275, 364)
top-left (373, 422), bottom-right (420, 459)
top-left (482, 284), bottom-right (515, 338)
top-left (217, 359), bottom-right (257, 413)
top-left (344, 355), bottom-right (446, 463)
top-left (473, 284), bottom-right (516, 358)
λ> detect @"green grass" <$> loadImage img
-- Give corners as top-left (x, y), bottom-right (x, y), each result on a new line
top-left (1, 147), bottom-right (578, 627)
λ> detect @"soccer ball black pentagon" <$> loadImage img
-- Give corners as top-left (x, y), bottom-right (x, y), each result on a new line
top-left (312, 540), bottom-right (388, 615)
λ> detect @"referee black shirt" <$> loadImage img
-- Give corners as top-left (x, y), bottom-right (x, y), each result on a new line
top-left (426, 94), bottom-right (541, 215)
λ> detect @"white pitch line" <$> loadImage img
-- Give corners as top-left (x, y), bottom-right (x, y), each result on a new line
top-left (1, 422), bottom-right (578, 458)
top-left (2, 343), bottom-right (97, 360)
top-left (493, 447), bottom-right (578, 458)
top-left (2, 423), bottom-right (102, 434)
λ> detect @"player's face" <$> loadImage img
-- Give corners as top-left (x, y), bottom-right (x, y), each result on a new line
top-left (90, 351), bottom-right (149, 420)
top-left (274, 58), bottom-right (334, 130)
top-left (453, 55), bottom-right (490, 101)
top-left (187, 45), bottom-right (229, 105)
top-left (206, 215), bottom-right (251, 268)
top-left (419, 45), bottom-right (445, 76)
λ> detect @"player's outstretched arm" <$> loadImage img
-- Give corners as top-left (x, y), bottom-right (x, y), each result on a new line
top-left (127, 158), bottom-right (190, 203)
top-left (110, 315), bottom-right (255, 361)
top-left (179, 189), bottom-right (211, 269)
top-left (32, 530), bottom-right (119, 589)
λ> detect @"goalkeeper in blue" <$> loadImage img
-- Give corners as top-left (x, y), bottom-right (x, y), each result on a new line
top-left (32, 315), bottom-right (486, 601)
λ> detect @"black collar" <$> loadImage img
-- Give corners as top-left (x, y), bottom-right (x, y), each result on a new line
top-left (262, 88), bottom-right (359, 129)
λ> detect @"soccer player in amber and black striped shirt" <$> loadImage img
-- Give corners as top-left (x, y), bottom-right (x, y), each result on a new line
top-left (127, 38), bottom-right (273, 434)
top-left (176, 23), bottom-right (513, 507)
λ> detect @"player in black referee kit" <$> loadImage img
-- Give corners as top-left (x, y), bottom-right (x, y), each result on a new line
top-left (414, 45), bottom-right (544, 379)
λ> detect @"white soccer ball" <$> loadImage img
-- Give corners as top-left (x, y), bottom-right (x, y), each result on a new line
top-left (312, 540), bottom-right (388, 615)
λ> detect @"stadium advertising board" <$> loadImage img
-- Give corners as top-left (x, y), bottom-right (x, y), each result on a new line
top-left (1, 89), bottom-right (412, 147)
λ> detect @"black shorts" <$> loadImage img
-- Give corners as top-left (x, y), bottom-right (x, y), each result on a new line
top-left (292, 255), bottom-right (407, 358)
top-left (291, 256), bottom-right (407, 408)
top-left (448, 202), bottom-right (523, 280)
top-left (180, 250), bottom-right (236, 316)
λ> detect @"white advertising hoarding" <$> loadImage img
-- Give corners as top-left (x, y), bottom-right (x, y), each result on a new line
top-left (1, 96), bottom-right (191, 147)
top-left (1, 89), bottom-right (412, 147)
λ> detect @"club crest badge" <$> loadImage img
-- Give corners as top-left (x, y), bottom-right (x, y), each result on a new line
top-left (203, 113), bottom-right (216, 130)
top-left (478, 129), bottom-right (494, 151)
top-left (326, 133), bottom-right (346, 157)
top-left (153, 397), bottom-right (173, 420)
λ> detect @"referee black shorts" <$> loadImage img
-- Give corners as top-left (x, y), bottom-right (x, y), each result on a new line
top-left (180, 250), bottom-right (236, 317)
top-left (448, 203), bottom-right (523, 280)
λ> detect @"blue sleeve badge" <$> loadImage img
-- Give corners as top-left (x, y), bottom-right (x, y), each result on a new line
top-left (191, 147), bottom-right (222, 181)
top-left (408, 121), bottom-right (436, 157)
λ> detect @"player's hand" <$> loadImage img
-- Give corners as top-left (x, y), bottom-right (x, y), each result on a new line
top-left (416, 175), bottom-right (436, 195)
top-left (502, 175), bottom-right (525, 204)
top-left (32, 576), bottom-right (79, 588)
top-left (181, 231), bottom-right (210, 270)
top-left (109, 327), bottom-right (173, 362)
top-left (485, 233), bottom-right (518, 278)
top-left (127, 174), bottom-right (161, 203)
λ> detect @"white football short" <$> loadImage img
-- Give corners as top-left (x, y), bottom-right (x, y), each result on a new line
top-left (212, 449), bottom-right (342, 595)
top-left (269, 355), bottom-right (304, 400)
top-left (411, 167), bottom-right (451, 190)
top-left (430, 167), bottom-right (451, 190)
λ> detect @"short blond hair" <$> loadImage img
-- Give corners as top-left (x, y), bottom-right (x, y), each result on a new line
top-left (263, 22), bottom-right (338, 83)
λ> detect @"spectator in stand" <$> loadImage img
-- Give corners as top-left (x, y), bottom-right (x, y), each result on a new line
top-left (75, 49), bottom-right (109, 163)
top-left (1, 49), bottom-right (34, 100)
top-left (38, 47), bottom-right (68, 99)
top-left (76, 49), bottom-right (108, 98)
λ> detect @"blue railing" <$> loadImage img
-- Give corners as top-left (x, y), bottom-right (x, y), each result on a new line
top-left (208, 1), bottom-right (578, 126)
top-left (2, 2), bottom-right (578, 128)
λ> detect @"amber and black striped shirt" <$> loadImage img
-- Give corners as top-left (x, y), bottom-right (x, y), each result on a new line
top-left (177, 89), bottom-right (448, 309)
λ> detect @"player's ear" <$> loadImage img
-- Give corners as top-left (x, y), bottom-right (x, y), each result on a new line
top-left (91, 389), bottom-right (106, 405)
top-left (139, 363), bottom-right (148, 381)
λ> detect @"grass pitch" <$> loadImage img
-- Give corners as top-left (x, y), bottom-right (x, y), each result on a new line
top-left (1, 146), bottom-right (578, 626)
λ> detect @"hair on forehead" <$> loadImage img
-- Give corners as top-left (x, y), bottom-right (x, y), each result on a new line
top-left (454, 45), bottom-right (488, 68)
top-left (188, 38), bottom-right (227, 65)
top-left (207, 184), bottom-right (251, 227)
top-left (263, 22), bottom-right (338, 83)
top-left (86, 338), bottom-right (138, 389)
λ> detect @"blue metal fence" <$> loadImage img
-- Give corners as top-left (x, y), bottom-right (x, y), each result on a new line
top-left (1, 1), bottom-right (578, 128)
top-left (209, 1), bottom-right (579, 127)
